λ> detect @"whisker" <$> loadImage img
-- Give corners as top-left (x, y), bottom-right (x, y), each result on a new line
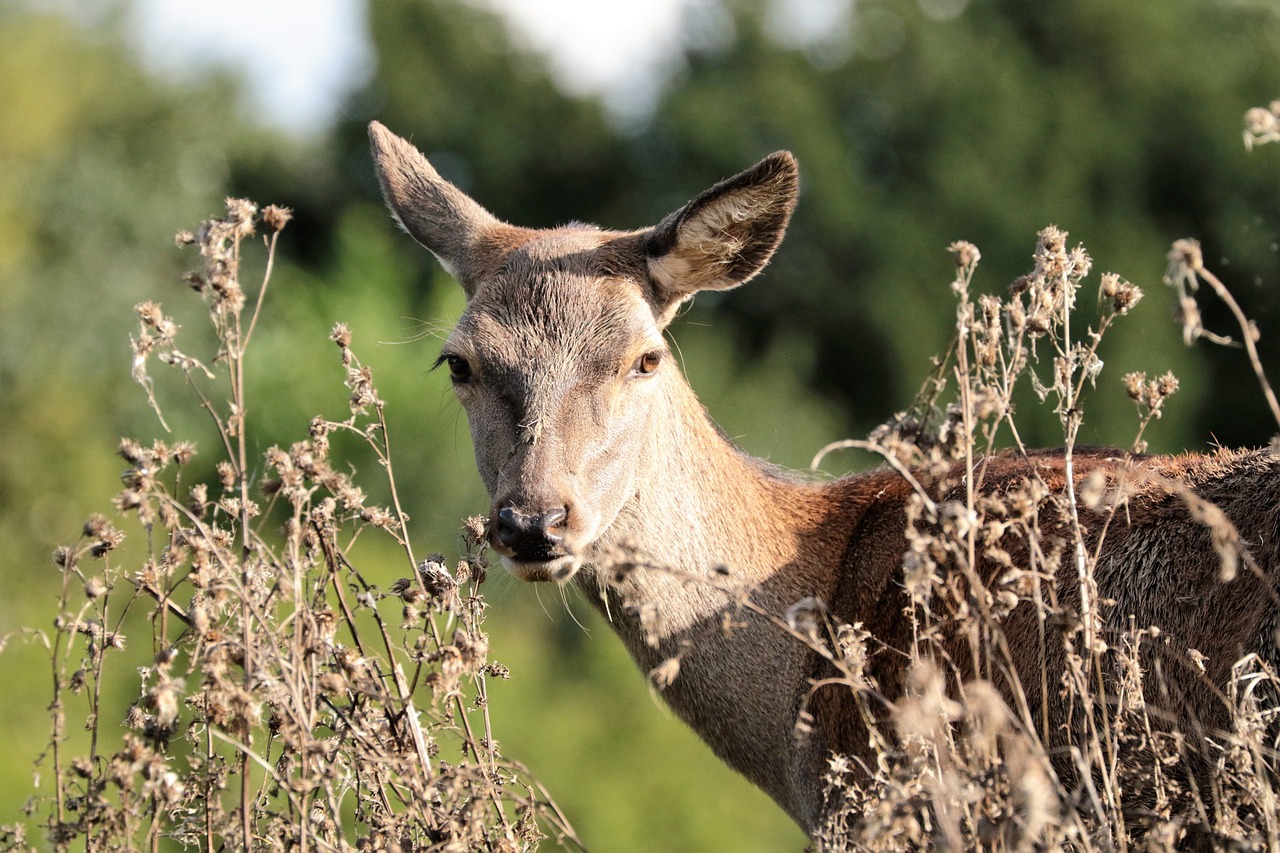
top-left (381, 316), bottom-right (449, 346)
top-left (558, 582), bottom-right (591, 636)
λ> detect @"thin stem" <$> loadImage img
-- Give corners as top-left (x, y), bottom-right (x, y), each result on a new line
top-left (242, 231), bottom-right (279, 350)
top-left (811, 439), bottom-right (939, 517)
top-left (374, 401), bottom-right (418, 572)
top-left (1192, 259), bottom-right (1280, 428)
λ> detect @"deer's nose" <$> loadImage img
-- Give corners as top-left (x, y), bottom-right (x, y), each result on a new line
top-left (494, 505), bottom-right (568, 561)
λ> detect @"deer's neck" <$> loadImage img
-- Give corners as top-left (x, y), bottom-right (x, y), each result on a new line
top-left (577, 376), bottom-right (846, 830)
top-left (587, 377), bottom-right (834, 616)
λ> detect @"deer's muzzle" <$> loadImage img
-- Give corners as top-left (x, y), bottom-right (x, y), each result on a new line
top-left (492, 505), bottom-right (568, 564)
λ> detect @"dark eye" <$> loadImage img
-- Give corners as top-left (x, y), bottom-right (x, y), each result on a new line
top-left (444, 354), bottom-right (472, 383)
top-left (632, 350), bottom-right (663, 377)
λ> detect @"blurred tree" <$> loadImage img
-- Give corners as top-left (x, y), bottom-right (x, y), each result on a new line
top-left (634, 0), bottom-right (1280, 452)
top-left (0, 5), bottom-right (266, 595)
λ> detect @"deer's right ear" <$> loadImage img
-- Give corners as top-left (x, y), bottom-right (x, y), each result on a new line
top-left (645, 151), bottom-right (798, 318)
top-left (368, 121), bottom-right (509, 296)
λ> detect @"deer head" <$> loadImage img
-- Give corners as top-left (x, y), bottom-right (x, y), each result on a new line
top-left (369, 122), bottom-right (798, 583)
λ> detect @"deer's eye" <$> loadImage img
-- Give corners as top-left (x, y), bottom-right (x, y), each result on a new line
top-left (632, 349), bottom-right (663, 377)
top-left (444, 354), bottom-right (472, 384)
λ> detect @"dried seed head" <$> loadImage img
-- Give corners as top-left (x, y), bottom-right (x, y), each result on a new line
top-left (948, 240), bottom-right (981, 269)
top-left (83, 513), bottom-right (110, 539)
top-left (89, 521), bottom-right (125, 557)
top-left (1168, 238), bottom-right (1203, 272)
top-left (1123, 371), bottom-right (1145, 401)
top-left (649, 657), bottom-right (682, 689)
top-left (124, 704), bottom-right (147, 730)
top-left (417, 557), bottom-right (458, 599)
top-left (262, 204), bottom-right (292, 232)
top-left (346, 365), bottom-right (379, 413)
top-left (224, 197), bottom-right (258, 237)
top-left (114, 489), bottom-right (143, 516)
top-left (1244, 101), bottom-right (1280, 150)
top-left (84, 576), bottom-right (108, 600)
top-left (1033, 225), bottom-right (1068, 281)
top-left (188, 483), bottom-right (208, 517)
top-left (171, 441), bottom-right (196, 465)
top-left (136, 301), bottom-right (164, 328)
top-left (118, 438), bottom-right (149, 468)
top-left (1123, 370), bottom-right (1180, 433)
top-left (1068, 244), bottom-right (1093, 280)
top-left (1099, 272), bottom-right (1143, 315)
top-left (389, 578), bottom-right (421, 602)
top-left (463, 515), bottom-right (488, 548)
top-left (216, 461), bottom-right (236, 491)
top-left (360, 506), bottom-right (395, 528)
top-left (148, 677), bottom-right (183, 729)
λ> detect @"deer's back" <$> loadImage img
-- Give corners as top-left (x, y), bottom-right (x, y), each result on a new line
top-left (815, 446), bottom-right (1280, 768)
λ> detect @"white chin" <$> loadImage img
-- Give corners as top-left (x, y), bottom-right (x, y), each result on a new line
top-left (501, 554), bottom-right (580, 583)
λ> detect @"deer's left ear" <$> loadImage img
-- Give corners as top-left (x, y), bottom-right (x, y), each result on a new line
top-left (645, 151), bottom-right (798, 317)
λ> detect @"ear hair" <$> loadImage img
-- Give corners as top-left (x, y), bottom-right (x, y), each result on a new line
top-left (645, 152), bottom-right (799, 318)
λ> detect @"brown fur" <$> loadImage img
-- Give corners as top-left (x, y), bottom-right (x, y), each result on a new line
top-left (369, 121), bottom-right (1280, 837)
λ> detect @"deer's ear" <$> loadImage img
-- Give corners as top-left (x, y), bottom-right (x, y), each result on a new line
top-left (368, 121), bottom-right (514, 296)
top-left (645, 151), bottom-right (798, 315)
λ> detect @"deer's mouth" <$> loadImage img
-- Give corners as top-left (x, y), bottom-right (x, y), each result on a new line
top-left (500, 554), bottom-right (581, 584)
top-left (488, 502), bottom-right (592, 583)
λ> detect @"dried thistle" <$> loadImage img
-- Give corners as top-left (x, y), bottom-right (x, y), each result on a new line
top-left (32, 200), bottom-right (577, 852)
top-left (1244, 99), bottom-right (1280, 150)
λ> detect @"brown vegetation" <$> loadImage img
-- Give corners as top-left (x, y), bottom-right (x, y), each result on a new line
top-left (17, 202), bottom-right (578, 852)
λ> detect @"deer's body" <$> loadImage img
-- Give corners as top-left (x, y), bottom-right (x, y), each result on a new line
top-left (368, 122), bottom-right (1280, 836)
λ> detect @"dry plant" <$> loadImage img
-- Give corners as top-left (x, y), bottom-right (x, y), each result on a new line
top-left (1244, 99), bottom-right (1280, 150)
top-left (744, 102), bottom-right (1280, 851)
top-left (11, 200), bottom-right (578, 852)
top-left (798, 223), bottom-right (1280, 851)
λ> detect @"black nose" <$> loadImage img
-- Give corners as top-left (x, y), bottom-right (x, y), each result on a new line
top-left (494, 506), bottom-right (568, 561)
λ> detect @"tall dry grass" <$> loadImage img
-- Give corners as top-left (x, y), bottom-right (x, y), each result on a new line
top-left (802, 225), bottom-right (1280, 851)
top-left (12, 202), bottom-right (578, 852)
top-left (788, 102), bottom-right (1280, 852)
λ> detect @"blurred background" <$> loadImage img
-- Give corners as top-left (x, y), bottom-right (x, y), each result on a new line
top-left (2, 0), bottom-right (1279, 848)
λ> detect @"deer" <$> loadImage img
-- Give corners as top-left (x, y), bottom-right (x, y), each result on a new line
top-left (367, 120), bottom-right (1280, 842)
